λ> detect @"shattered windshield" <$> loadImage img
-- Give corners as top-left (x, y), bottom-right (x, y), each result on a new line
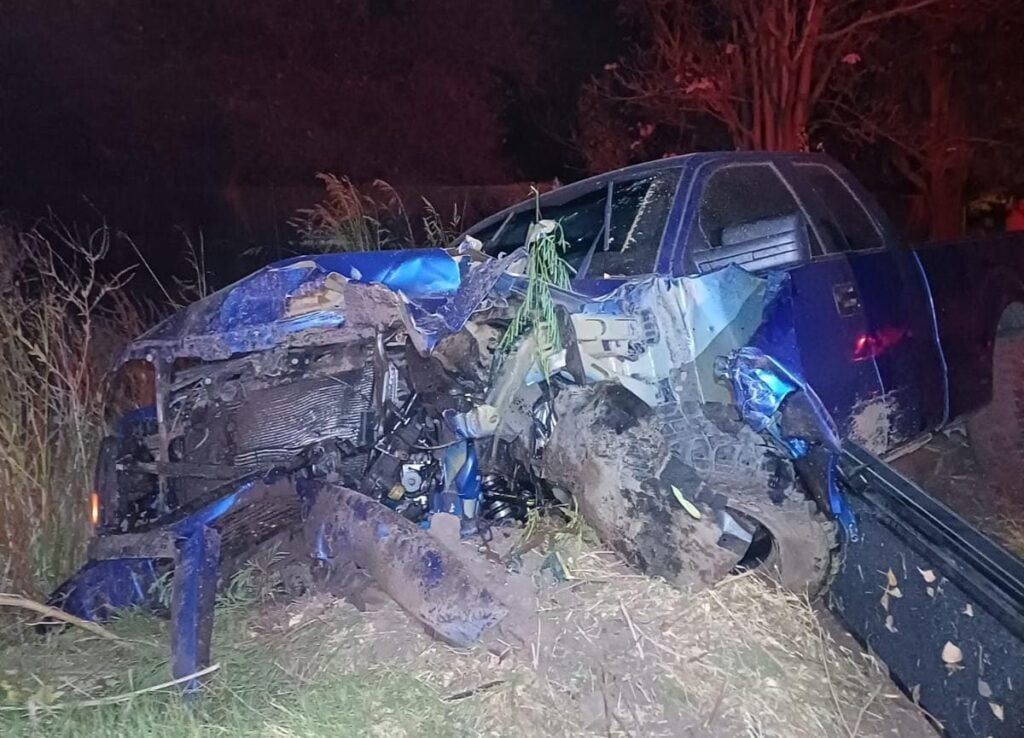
top-left (484, 186), bottom-right (607, 273)
top-left (590, 169), bottom-right (679, 277)
top-left (482, 169), bottom-right (679, 279)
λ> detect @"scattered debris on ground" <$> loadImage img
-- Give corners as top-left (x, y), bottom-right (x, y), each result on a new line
top-left (891, 428), bottom-right (1024, 557)
top-left (3, 533), bottom-right (936, 737)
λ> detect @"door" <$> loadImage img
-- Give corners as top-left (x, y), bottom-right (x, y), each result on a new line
top-left (681, 159), bottom-right (884, 435)
top-left (792, 160), bottom-right (946, 446)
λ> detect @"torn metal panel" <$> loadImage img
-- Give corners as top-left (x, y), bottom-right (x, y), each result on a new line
top-left (564, 306), bottom-right (671, 407)
top-left (720, 347), bottom-right (858, 539)
top-left (306, 484), bottom-right (507, 646)
top-left (174, 479), bottom-right (259, 534)
top-left (401, 249), bottom-right (527, 354)
top-left (552, 266), bottom-right (769, 408)
top-left (170, 526), bottom-right (221, 691)
top-left (681, 265), bottom-right (769, 404)
top-left (720, 346), bottom-right (840, 452)
top-left (117, 250), bottom-right (459, 363)
top-left (47, 558), bottom-right (163, 622)
top-left (49, 478), bottom-right (302, 624)
top-left (274, 250), bottom-right (461, 300)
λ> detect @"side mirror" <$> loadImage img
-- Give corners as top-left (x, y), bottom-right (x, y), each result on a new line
top-left (693, 213), bottom-right (811, 274)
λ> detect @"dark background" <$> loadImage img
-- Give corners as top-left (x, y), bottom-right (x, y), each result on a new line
top-left (2, 0), bottom-right (1023, 284)
top-left (0, 2), bottom-right (617, 257)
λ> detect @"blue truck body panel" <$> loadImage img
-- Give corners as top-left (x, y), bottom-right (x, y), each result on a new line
top-left (113, 152), bottom-right (1024, 444)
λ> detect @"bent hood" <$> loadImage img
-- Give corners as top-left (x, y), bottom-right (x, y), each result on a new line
top-left (118, 249), bottom-right (470, 364)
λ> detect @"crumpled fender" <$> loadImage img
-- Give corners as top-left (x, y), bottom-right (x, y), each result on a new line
top-left (720, 345), bottom-right (858, 540)
top-left (117, 249), bottom-right (463, 363)
top-left (718, 346), bottom-right (841, 454)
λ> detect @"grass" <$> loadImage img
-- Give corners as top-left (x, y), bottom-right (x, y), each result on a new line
top-left (0, 603), bottom-right (463, 737)
top-left (0, 552), bottom-right (466, 737)
top-left (290, 173), bottom-right (463, 252)
top-left (0, 542), bottom-right (932, 738)
top-left (0, 220), bottom-right (143, 596)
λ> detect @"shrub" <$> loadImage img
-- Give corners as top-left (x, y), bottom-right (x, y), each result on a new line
top-left (0, 219), bottom-right (140, 595)
top-left (290, 173), bottom-right (463, 251)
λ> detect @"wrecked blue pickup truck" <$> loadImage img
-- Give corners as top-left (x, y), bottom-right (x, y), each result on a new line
top-left (51, 152), bottom-right (1024, 685)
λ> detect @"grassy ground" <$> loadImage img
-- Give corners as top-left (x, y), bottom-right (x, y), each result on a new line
top-left (0, 541), bottom-right (937, 738)
top-left (0, 607), bottom-right (463, 737)
top-left (891, 429), bottom-right (1024, 557)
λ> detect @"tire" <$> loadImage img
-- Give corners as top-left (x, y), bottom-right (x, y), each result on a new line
top-left (726, 490), bottom-right (835, 597)
top-left (968, 331), bottom-right (1024, 496)
top-left (543, 385), bottom-right (835, 594)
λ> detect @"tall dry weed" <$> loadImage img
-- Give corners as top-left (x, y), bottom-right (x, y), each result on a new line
top-left (290, 174), bottom-right (409, 251)
top-left (0, 220), bottom-right (140, 595)
top-left (290, 173), bottom-right (463, 251)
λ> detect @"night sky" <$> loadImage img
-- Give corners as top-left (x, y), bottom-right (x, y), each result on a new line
top-left (4, 0), bottom-right (1024, 274)
top-left (1, 2), bottom-right (617, 213)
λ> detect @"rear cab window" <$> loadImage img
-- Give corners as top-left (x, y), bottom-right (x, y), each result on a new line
top-left (795, 162), bottom-right (885, 253)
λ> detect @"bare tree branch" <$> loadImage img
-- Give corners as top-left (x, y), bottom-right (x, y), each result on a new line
top-left (820, 0), bottom-right (942, 42)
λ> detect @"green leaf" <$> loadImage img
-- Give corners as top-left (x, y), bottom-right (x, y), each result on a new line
top-left (671, 485), bottom-right (702, 519)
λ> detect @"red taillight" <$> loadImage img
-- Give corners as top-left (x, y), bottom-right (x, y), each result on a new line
top-left (853, 326), bottom-right (908, 362)
top-left (90, 491), bottom-right (100, 526)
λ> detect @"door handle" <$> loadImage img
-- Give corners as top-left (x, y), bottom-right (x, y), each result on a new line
top-left (833, 282), bottom-right (861, 316)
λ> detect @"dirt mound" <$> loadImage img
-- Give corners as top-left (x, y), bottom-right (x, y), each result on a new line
top-left (259, 540), bottom-right (934, 737)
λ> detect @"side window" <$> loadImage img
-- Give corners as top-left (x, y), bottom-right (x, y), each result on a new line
top-left (485, 187), bottom-right (608, 273)
top-left (689, 164), bottom-right (811, 252)
top-left (796, 162), bottom-right (884, 252)
top-left (589, 170), bottom-right (679, 277)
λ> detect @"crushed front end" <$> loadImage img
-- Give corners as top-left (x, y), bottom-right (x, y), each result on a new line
top-left (50, 237), bottom-right (850, 682)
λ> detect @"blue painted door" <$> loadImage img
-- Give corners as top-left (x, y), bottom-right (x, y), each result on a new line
top-left (846, 251), bottom-right (947, 440)
top-left (786, 257), bottom-right (886, 437)
top-left (675, 158), bottom-right (885, 433)
top-left (791, 160), bottom-right (946, 445)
